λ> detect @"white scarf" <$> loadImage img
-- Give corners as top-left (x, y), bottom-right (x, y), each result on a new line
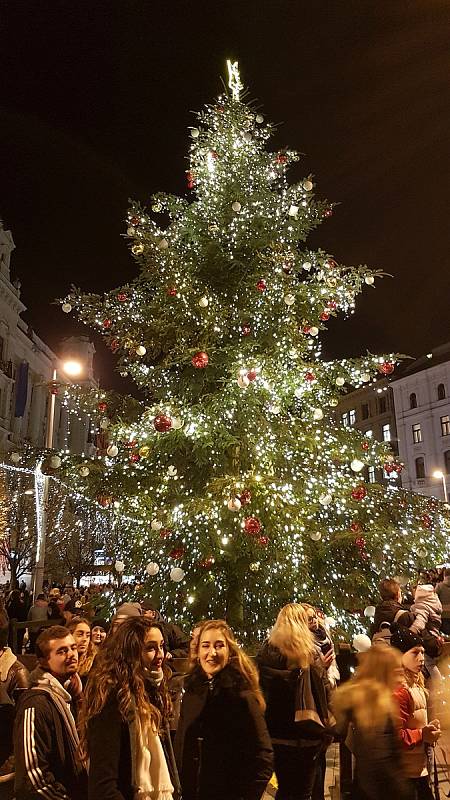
top-left (0, 647), bottom-right (17, 680)
top-left (130, 712), bottom-right (173, 800)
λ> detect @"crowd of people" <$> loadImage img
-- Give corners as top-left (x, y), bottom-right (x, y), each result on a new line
top-left (0, 572), bottom-right (449, 800)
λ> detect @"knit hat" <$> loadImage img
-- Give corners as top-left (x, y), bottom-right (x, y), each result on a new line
top-left (91, 617), bottom-right (110, 632)
top-left (115, 602), bottom-right (142, 618)
top-left (414, 584), bottom-right (435, 602)
top-left (140, 599), bottom-right (158, 612)
top-left (390, 624), bottom-right (423, 654)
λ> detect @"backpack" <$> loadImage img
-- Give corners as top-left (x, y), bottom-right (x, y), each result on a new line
top-left (371, 610), bottom-right (406, 646)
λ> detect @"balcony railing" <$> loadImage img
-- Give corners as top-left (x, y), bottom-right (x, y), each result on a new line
top-left (0, 359), bottom-right (14, 378)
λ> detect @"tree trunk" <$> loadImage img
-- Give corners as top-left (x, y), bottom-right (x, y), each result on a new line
top-left (225, 558), bottom-right (248, 629)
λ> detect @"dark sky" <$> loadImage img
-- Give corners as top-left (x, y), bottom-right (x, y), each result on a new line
top-left (1, 1), bottom-right (449, 390)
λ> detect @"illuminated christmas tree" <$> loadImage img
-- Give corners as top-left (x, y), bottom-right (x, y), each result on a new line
top-left (60, 63), bottom-right (449, 635)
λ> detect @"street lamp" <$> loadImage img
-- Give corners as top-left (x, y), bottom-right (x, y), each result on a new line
top-left (32, 359), bottom-right (82, 597)
top-left (432, 469), bottom-right (448, 503)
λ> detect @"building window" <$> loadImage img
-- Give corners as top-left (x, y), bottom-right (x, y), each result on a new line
top-left (409, 392), bottom-right (417, 409)
top-left (438, 384), bottom-right (446, 400)
top-left (382, 423), bottom-right (391, 442)
top-left (361, 403), bottom-right (369, 420)
top-left (415, 457), bottom-right (425, 479)
top-left (378, 396), bottom-right (387, 414)
top-left (341, 412), bottom-right (349, 428)
top-left (441, 415), bottom-right (450, 436)
top-left (349, 409), bottom-right (356, 426)
top-left (412, 423), bottom-right (422, 444)
top-left (444, 451), bottom-right (450, 475)
top-left (368, 466), bottom-right (376, 483)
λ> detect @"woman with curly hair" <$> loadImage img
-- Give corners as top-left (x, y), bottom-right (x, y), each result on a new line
top-left (256, 603), bottom-right (334, 800)
top-left (66, 616), bottom-right (97, 685)
top-left (174, 619), bottom-right (273, 800)
top-left (79, 616), bottom-right (176, 800)
top-left (333, 644), bottom-right (408, 800)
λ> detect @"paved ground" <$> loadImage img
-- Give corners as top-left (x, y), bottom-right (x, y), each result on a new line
top-left (263, 744), bottom-right (339, 799)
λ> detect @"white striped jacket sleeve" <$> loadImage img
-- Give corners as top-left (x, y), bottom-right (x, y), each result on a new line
top-left (14, 702), bottom-right (70, 800)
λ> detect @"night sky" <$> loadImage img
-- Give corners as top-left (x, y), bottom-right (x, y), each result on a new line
top-left (2, 1), bottom-right (450, 390)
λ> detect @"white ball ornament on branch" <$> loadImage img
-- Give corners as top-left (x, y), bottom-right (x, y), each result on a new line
top-left (61, 302), bottom-right (72, 313)
top-left (309, 532), bottom-right (322, 541)
top-left (114, 560), bottom-right (125, 573)
top-left (227, 497), bottom-right (242, 511)
top-left (151, 519), bottom-right (163, 531)
top-left (190, 127), bottom-right (200, 138)
top-left (303, 179), bottom-right (314, 192)
top-left (302, 261), bottom-right (312, 271)
top-left (106, 444), bottom-right (119, 457)
top-left (158, 239), bottom-right (169, 250)
top-left (136, 345), bottom-right (147, 356)
top-left (232, 201), bottom-right (242, 212)
top-left (256, 114), bottom-right (264, 124)
top-left (79, 466), bottom-right (90, 477)
top-left (312, 408), bottom-right (324, 421)
top-left (170, 567), bottom-right (185, 582)
top-left (350, 459), bottom-right (365, 473)
top-left (288, 205), bottom-right (299, 217)
top-left (50, 455), bottom-right (62, 469)
top-left (319, 493), bottom-right (333, 506)
top-left (309, 326), bottom-right (319, 337)
top-left (335, 376), bottom-right (345, 387)
top-left (361, 372), bottom-right (371, 382)
top-left (365, 275), bottom-right (375, 285)
top-left (99, 418), bottom-right (110, 429)
top-left (167, 465), bottom-right (178, 477)
top-left (237, 375), bottom-right (250, 389)
top-left (172, 417), bottom-right (183, 430)
top-left (284, 294), bottom-right (295, 306)
top-left (364, 605), bottom-right (376, 618)
top-left (10, 452), bottom-right (21, 464)
top-left (198, 296), bottom-right (209, 308)
top-left (243, 131), bottom-right (252, 142)
top-left (146, 562), bottom-right (160, 576)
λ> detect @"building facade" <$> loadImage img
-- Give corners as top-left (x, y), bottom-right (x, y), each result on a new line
top-left (391, 344), bottom-right (450, 502)
top-left (0, 221), bottom-right (96, 456)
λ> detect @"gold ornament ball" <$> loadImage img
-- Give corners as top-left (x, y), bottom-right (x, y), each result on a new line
top-left (131, 244), bottom-right (144, 255)
top-left (335, 376), bottom-right (345, 386)
top-left (198, 296), bottom-right (209, 308)
top-left (232, 201), bottom-right (241, 212)
top-left (79, 466), bottom-right (90, 477)
top-left (139, 445), bottom-right (150, 458)
top-left (303, 179), bottom-right (313, 191)
top-left (158, 238), bottom-right (169, 250)
top-left (136, 345), bottom-right (147, 356)
top-left (62, 302), bottom-right (72, 313)
top-left (107, 444), bottom-right (119, 457)
top-left (365, 275), bottom-right (375, 285)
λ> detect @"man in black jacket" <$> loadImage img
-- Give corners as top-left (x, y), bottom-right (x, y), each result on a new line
top-left (13, 625), bottom-right (87, 800)
top-left (371, 578), bottom-right (415, 637)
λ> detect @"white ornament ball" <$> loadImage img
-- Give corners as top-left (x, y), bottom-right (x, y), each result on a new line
top-left (50, 455), bottom-right (61, 469)
top-left (243, 131), bottom-right (252, 142)
top-left (146, 562), bottom-right (160, 576)
top-left (309, 326), bottom-right (319, 337)
top-left (170, 567), bottom-right (185, 582)
top-left (158, 239), bottom-right (169, 250)
top-left (151, 519), bottom-right (163, 531)
top-left (107, 444), bottom-right (119, 458)
top-left (232, 201), bottom-right (241, 212)
top-left (167, 465), bottom-right (177, 477)
top-left (256, 114), bottom-right (264, 124)
top-left (294, 387), bottom-right (303, 399)
top-left (172, 417), bottom-right (183, 430)
top-left (364, 605), bottom-right (376, 618)
top-left (319, 493), bottom-right (333, 506)
top-left (351, 459), bottom-right (365, 473)
top-left (190, 127), bottom-right (200, 139)
top-left (198, 296), bottom-right (209, 308)
top-left (303, 179), bottom-right (314, 192)
top-left (329, 398), bottom-right (339, 408)
top-left (136, 345), bottom-right (147, 356)
top-left (100, 417), bottom-right (110, 429)
top-left (302, 261), bottom-right (312, 271)
top-left (127, 226), bottom-right (136, 236)
top-left (365, 275), bottom-right (375, 285)
top-left (227, 497), bottom-right (242, 511)
top-left (114, 560), bottom-right (125, 573)
top-left (361, 372), bottom-right (371, 382)
top-left (335, 376), bottom-right (345, 386)
top-left (284, 294), bottom-right (295, 306)
top-left (288, 205), bottom-right (299, 217)
top-left (309, 532), bottom-right (322, 541)
top-left (79, 466), bottom-right (90, 477)
top-left (10, 452), bottom-right (21, 464)
top-left (237, 375), bottom-right (250, 389)
top-left (269, 404), bottom-right (281, 415)
top-left (352, 634), bottom-right (372, 653)
top-left (313, 408), bottom-right (324, 421)
top-left (62, 302), bottom-right (72, 313)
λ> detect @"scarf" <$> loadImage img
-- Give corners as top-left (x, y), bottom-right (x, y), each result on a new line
top-left (129, 700), bottom-right (173, 800)
top-left (0, 647), bottom-right (17, 681)
top-left (33, 671), bottom-right (83, 775)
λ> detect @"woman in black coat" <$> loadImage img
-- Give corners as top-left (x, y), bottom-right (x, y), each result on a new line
top-left (256, 603), bottom-right (335, 800)
top-left (174, 619), bottom-right (273, 800)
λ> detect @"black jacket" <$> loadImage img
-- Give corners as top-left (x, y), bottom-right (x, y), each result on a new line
top-left (14, 683), bottom-right (87, 800)
top-left (371, 600), bottom-right (414, 637)
top-left (174, 664), bottom-right (273, 800)
top-left (256, 642), bottom-right (333, 742)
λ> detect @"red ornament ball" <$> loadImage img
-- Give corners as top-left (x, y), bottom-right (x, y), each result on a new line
top-left (241, 323), bottom-right (252, 336)
top-left (323, 208), bottom-right (333, 218)
top-left (326, 259), bottom-right (338, 269)
top-left (240, 489), bottom-right (252, 506)
top-left (361, 441), bottom-right (369, 451)
top-left (153, 414), bottom-right (172, 433)
top-left (305, 371), bottom-right (316, 382)
top-left (199, 556), bottom-right (215, 569)
top-left (159, 528), bottom-right (172, 539)
top-left (247, 369), bottom-right (258, 382)
top-left (209, 150), bottom-right (219, 160)
top-left (97, 495), bottom-right (113, 507)
top-left (320, 311), bottom-right (330, 322)
top-left (327, 300), bottom-right (337, 310)
top-left (130, 453), bottom-right (140, 463)
top-left (378, 361), bottom-right (395, 376)
top-left (124, 440), bottom-right (137, 448)
top-left (103, 319), bottom-right (112, 329)
top-left (258, 535), bottom-right (269, 547)
top-left (302, 325), bottom-right (312, 335)
top-left (169, 547), bottom-right (184, 559)
top-left (97, 401), bottom-right (108, 413)
top-left (276, 153), bottom-right (288, 164)
top-left (351, 485), bottom-right (367, 501)
top-left (191, 351), bottom-right (209, 369)
top-left (130, 215), bottom-right (140, 226)
top-left (167, 287), bottom-right (177, 297)
top-left (256, 279), bottom-right (267, 292)
top-left (384, 462), bottom-right (395, 475)
top-left (186, 171), bottom-right (196, 189)
top-left (421, 514), bottom-right (432, 529)
top-left (350, 521), bottom-right (362, 533)
top-left (110, 338), bottom-right (120, 353)
top-left (117, 293), bottom-right (127, 302)
top-left (355, 536), bottom-right (366, 550)
top-left (244, 517), bottom-right (262, 536)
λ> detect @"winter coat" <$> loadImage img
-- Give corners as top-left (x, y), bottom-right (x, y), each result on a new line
top-left (0, 647), bottom-right (30, 768)
top-left (410, 585), bottom-right (442, 635)
top-left (256, 641), bottom-right (333, 744)
top-left (87, 686), bottom-right (180, 800)
top-left (436, 577), bottom-right (450, 620)
top-left (27, 600), bottom-right (48, 621)
top-left (394, 682), bottom-right (429, 779)
top-left (370, 600), bottom-right (414, 637)
top-left (174, 664), bottom-right (273, 800)
top-left (13, 670), bottom-right (87, 800)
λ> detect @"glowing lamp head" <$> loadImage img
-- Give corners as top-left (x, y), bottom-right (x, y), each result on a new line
top-left (62, 360), bottom-right (82, 377)
top-left (433, 470), bottom-right (444, 480)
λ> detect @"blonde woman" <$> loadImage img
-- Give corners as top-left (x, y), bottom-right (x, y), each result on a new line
top-left (79, 616), bottom-right (176, 799)
top-left (256, 603), bottom-right (334, 800)
top-left (174, 619), bottom-right (273, 800)
top-left (333, 644), bottom-right (408, 799)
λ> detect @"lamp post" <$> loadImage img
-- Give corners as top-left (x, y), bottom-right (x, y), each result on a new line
top-left (32, 360), bottom-right (82, 598)
top-left (432, 469), bottom-right (448, 503)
